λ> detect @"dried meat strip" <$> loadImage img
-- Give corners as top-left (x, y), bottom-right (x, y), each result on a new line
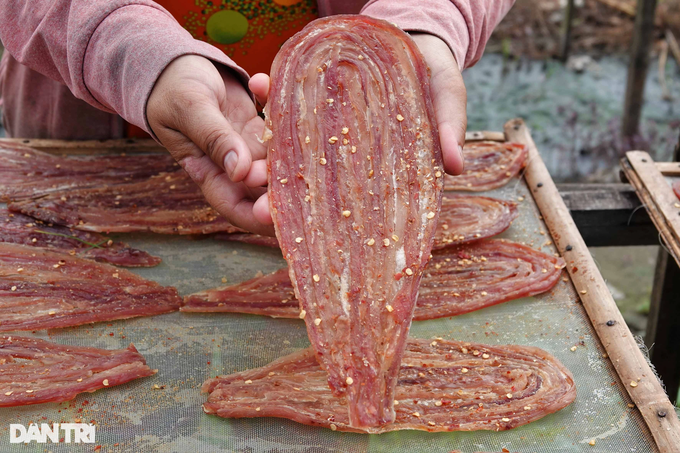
top-left (182, 239), bottom-right (565, 320)
top-left (0, 209), bottom-right (160, 267)
top-left (444, 142), bottom-right (527, 192)
top-left (434, 195), bottom-right (516, 248)
top-left (9, 172), bottom-right (243, 235)
top-left (202, 338), bottom-right (576, 434)
top-left (266, 16), bottom-right (443, 428)
top-left (215, 195), bottom-right (518, 251)
top-left (0, 335), bottom-right (155, 407)
top-left (0, 243), bottom-right (181, 331)
top-left (0, 142), bottom-right (177, 201)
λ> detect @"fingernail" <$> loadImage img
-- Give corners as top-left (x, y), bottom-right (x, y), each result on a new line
top-left (224, 151), bottom-right (238, 178)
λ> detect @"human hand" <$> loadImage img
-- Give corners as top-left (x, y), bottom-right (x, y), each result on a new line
top-left (409, 33), bottom-right (466, 176)
top-left (147, 55), bottom-right (274, 235)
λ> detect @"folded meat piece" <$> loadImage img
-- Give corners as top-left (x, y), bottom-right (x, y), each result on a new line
top-left (266, 16), bottom-right (443, 427)
top-left (216, 195), bottom-right (517, 251)
top-left (444, 142), bottom-right (527, 191)
top-left (202, 338), bottom-right (576, 434)
top-left (9, 172), bottom-right (243, 235)
top-left (0, 243), bottom-right (181, 331)
top-left (0, 335), bottom-right (155, 407)
top-left (182, 239), bottom-right (565, 320)
top-left (0, 209), bottom-right (160, 267)
top-left (0, 142), bottom-right (177, 201)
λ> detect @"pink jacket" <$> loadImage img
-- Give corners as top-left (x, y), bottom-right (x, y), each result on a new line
top-left (0, 0), bottom-right (513, 139)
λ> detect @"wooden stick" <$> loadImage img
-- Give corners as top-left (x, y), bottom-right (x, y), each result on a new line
top-left (505, 118), bottom-right (680, 452)
top-left (464, 131), bottom-right (505, 142)
top-left (559, 0), bottom-right (575, 61)
top-left (656, 161), bottom-right (680, 176)
top-left (622, 0), bottom-right (658, 138)
top-left (0, 138), bottom-right (165, 155)
top-left (622, 157), bottom-right (680, 263)
top-left (659, 39), bottom-right (672, 100)
top-left (624, 151), bottom-right (680, 257)
top-left (666, 29), bottom-right (680, 69)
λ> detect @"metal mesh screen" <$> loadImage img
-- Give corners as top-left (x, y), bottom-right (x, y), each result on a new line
top-left (0, 175), bottom-right (658, 452)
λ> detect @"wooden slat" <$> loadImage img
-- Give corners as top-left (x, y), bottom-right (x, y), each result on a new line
top-left (505, 118), bottom-right (680, 452)
top-left (624, 151), bottom-right (680, 264)
top-left (558, 183), bottom-right (657, 246)
top-left (0, 138), bottom-right (165, 155)
top-left (464, 130), bottom-right (505, 142)
top-left (656, 161), bottom-right (680, 176)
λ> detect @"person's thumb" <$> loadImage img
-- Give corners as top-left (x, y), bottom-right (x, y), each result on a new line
top-left (410, 34), bottom-right (467, 175)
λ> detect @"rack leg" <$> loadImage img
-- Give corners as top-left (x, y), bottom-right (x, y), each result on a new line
top-left (646, 248), bottom-right (680, 402)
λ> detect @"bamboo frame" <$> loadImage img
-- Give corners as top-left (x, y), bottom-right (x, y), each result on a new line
top-left (621, 151), bottom-right (680, 269)
top-left (656, 161), bottom-right (680, 177)
top-left (504, 120), bottom-right (680, 452)
top-left (4, 126), bottom-right (679, 449)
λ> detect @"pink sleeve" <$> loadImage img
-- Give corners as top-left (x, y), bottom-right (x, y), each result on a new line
top-left (0, 1), bottom-right (249, 136)
top-left (360, 0), bottom-right (514, 70)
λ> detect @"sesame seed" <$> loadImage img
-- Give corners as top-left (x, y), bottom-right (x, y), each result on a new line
top-left (244, 380), bottom-right (253, 384)
top-left (341, 127), bottom-right (349, 134)
top-left (31, 238), bottom-right (37, 243)
top-left (435, 401), bottom-right (443, 407)
top-left (461, 368), bottom-right (468, 373)
top-left (482, 353), bottom-right (490, 359)
top-left (524, 406), bottom-right (531, 410)
top-left (430, 341), bottom-right (437, 346)
top-left (255, 407), bottom-right (261, 411)
top-left (481, 291), bottom-right (488, 296)
top-left (367, 238), bottom-right (375, 246)
top-left (392, 234), bottom-right (399, 242)
top-left (280, 178), bottom-right (288, 184)
top-left (326, 98), bottom-right (334, 104)
top-left (472, 350), bottom-right (480, 356)
top-left (412, 412), bottom-right (420, 417)
top-left (428, 421), bottom-right (436, 426)
top-left (48, 311), bottom-right (56, 315)
top-left (405, 268), bottom-right (413, 276)
top-left (346, 377), bottom-right (353, 385)
top-left (358, 55), bottom-right (364, 60)
top-left (328, 137), bottom-right (338, 144)
top-left (343, 138), bottom-right (349, 145)
top-left (26, 390), bottom-right (33, 393)
top-left (502, 417), bottom-right (510, 422)
top-left (570, 346), bottom-right (577, 352)
top-left (630, 381), bottom-right (638, 388)
top-left (580, 290), bottom-right (587, 294)
top-left (299, 310), bottom-right (306, 319)
top-left (320, 157), bottom-right (327, 165)
top-left (342, 210), bottom-right (351, 217)
top-left (305, 136), bottom-right (310, 143)
top-left (426, 212), bottom-right (435, 219)
top-left (304, 195), bottom-right (311, 202)
top-left (10, 286), bottom-right (16, 291)
top-left (506, 393), bottom-right (513, 398)
top-left (103, 379), bottom-right (109, 386)
top-left (314, 318), bottom-right (322, 326)
top-left (541, 269), bottom-right (547, 273)
top-left (396, 114), bottom-right (404, 122)
top-left (383, 238), bottom-right (390, 247)
top-left (368, 169), bottom-right (374, 177)
top-left (589, 440), bottom-right (596, 446)
top-left (435, 171), bottom-right (442, 177)
top-left (386, 305), bottom-right (394, 312)
top-left (4, 391), bottom-right (12, 396)
top-left (330, 423), bottom-right (337, 431)
top-left (313, 274), bottom-right (320, 282)
top-left (295, 237), bottom-right (303, 243)
top-left (351, 146), bottom-right (357, 153)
